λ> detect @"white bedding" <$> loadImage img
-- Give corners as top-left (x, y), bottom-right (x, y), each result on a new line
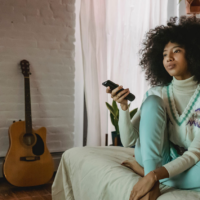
top-left (52, 146), bottom-right (200, 200)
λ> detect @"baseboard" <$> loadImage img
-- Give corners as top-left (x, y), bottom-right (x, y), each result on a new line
top-left (0, 152), bottom-right (63, 178)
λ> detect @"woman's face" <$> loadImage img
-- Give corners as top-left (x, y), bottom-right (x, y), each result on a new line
top-left (163, 41), bottom-right (192, 80)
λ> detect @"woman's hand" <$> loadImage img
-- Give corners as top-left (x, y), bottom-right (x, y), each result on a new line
top-left (106, 85), bottom-right (130, 110)
top-left (140, 181), bottom-right (160, 200)
top-left (129, 171), bottom-right (159, 200)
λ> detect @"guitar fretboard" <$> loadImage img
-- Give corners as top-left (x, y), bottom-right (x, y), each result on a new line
top-left (24, 77), bottom-right (32, 133)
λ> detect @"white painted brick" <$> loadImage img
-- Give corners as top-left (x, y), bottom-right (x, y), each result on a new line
top-left (66, 4), bottom-right (75, 12)
top-left (46, 126), bottom-right (68, 133)
top-left (32, 32), bottom-right (53, 41)
top-left (14, 6), bottom-right (39, 16)
top-left (53, 12), bottom-right (68, 20)
top-left (37, 41), bottom-right (60, 49)
top-left (43, 18), bottom-right (65, 26)
top-left (0, 103), bottom-right (24, 112)
top-left (8, 30), bottom-right (36, 40)
top-left (31, 111), bottom-right (41, 118)
top-left (58, 11), bottom-right (75, 21)
top-left (62, 0), bottom-right (75, 5)
top-left (59, 88), bottom-right (74, 95)
top-left (64, 27), bottom-right (75, 36)
top-left (6, 119), bottom-right (23, 127)
top-left (13, 23), bottom-right (31, 32)
top-left (40, 8), bottom-right (54, 18)
top-left (27, 0), bottom-right (49, 8)
top-left (0, 13), bottom-right (25, 23)
top-left (0, 38), bottom-right (37, 48)
top-left (60, 42), bottom-right (75, 50)
top-left (54, 117), bottom-right (74, 125)
top-left (66, 35), bottom-right (75, 42)
top-left (0, 6), bottom-right (13, 14)
top-left (57, 49), bottom-right (74, 58)
top-left (5, 111), bottom-right (24, 119)
top-left (46, 141), bottom-right (62, 151)
top-left (0, 119), bottom-right (7, 128)
top-left (0, 0), bottom-right (27, 7)
top-left (0, 0), bottom-right (75, 155)
top-left (0, 22), bottom-right (13, 30)
top-left (26, 16), bottom-right (43, 25)
top-left (65, 18), bottom-right (75, 28)
top-left (0, 47), bottom-right (27, 56)
top-left (0, 30), bottom-right (6, 37)
top-left (30, 25), bottom-right (69, 40)
top-left (23, 48), bottom-right (50, 57)
top-left (50, 3), bottom-right (66, 13)
top-left (49, 0), bottom-right (62, 4)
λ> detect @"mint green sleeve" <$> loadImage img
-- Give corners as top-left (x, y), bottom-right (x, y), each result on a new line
top-left (118, 107), bottom-right (140, 147)
top-left (118, 91), bottom-right (149, 147)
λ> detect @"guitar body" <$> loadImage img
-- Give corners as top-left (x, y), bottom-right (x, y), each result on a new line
top-left (3, 121), bottom-right (54, 187)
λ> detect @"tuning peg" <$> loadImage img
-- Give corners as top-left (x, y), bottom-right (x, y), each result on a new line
top-left (13, 121), bottom-right (15, 123)
top-left (19, 119), bottom-right (21, 121)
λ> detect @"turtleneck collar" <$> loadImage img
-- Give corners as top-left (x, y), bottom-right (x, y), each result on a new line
top-left (172, 75), bottom-right (198, 94)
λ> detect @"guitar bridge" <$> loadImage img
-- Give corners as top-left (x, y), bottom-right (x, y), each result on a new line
top-left (20, 156), bottom-right (40, 162)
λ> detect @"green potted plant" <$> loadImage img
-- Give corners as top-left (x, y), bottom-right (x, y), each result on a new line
top-left (105, 100), bottom-right (138, 146)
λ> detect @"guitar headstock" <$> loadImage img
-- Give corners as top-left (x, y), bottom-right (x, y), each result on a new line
top-left (20, 60), bottom-right (31, 77)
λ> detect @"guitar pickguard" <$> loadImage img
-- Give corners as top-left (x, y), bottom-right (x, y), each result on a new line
top-left (32, 133), bottom-right (44, 156)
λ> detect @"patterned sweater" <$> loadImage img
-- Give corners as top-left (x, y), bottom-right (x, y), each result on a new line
top-left (118, 76), bottom-right (200, 178)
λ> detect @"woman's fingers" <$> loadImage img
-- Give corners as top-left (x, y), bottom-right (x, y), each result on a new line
top-left (106, 86), bottom-right (112, 93)
top-left (112, 87), bottom-right (127, 99)
top-left (116, 89), bottom-right (129, 102)
top-left (112, 85), bottom-right (123, 96)
top-left (106, 84), bottom-right (119, 93)
top-left (106, 84), bottom-right (129, 104)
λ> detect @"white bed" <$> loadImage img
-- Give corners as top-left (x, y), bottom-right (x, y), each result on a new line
top-left (51, 146), bottom-right (200, 200)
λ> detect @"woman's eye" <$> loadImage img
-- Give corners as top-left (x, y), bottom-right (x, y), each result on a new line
top-left (174, 49), bottom-right (180, 53)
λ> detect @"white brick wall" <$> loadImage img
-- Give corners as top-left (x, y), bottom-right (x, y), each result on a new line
top-left (0, 0), bottom-right (75, 156)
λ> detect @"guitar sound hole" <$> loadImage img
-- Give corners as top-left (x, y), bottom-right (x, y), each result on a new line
top-left (23, 133), bottom-right (35, 146)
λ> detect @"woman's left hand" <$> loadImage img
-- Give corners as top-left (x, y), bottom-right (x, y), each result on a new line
top-left (129, 171), bottom-right (158, 200)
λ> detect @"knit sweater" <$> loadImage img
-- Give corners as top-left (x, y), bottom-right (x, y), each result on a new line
top-left (118, 76), bottom-right (200, 178)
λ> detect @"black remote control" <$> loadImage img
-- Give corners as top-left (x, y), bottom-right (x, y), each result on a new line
top-left (102, 80), bottom-right (135, 102)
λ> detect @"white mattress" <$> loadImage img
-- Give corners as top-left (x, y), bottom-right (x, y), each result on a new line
top-left (52, 146), bottom-right (200, 200)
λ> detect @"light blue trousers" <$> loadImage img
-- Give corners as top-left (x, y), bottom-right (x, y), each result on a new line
top-left (134, 95), bottom-right (200, 191)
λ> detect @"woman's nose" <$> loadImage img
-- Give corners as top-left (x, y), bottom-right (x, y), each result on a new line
top-left (167, 53), bottom-right (174, 62)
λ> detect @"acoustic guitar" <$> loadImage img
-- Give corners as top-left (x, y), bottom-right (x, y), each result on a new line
top-left (3, 60), bottom-right (54, 187)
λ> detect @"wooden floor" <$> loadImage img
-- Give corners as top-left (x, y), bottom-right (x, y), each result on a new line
top-left (0, 173), bottom-right (55, 200)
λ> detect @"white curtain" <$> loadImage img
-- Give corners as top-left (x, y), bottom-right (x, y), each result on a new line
top-left (80, 0), bottom-right (168, 146)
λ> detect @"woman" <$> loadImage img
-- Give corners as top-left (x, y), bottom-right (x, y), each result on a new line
top-left (106, 15), bottom-right (200, 200)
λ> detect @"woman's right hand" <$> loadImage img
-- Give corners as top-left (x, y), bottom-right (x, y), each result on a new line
top-left (106, 84), bottom-right (130, 110)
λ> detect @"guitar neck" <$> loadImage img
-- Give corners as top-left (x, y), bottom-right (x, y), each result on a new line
top-left (24, 76), bottom-right (32, 133)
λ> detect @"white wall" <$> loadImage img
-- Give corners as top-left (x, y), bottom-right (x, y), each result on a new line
top-left (0, 0), bottom-right (75, 156)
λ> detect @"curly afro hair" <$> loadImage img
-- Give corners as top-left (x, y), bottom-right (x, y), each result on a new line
top-left (139, 15), bottom-right (200, 87)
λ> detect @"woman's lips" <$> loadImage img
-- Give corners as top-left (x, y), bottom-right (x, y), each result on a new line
top-left (167, 64), bottom-right (175, 70)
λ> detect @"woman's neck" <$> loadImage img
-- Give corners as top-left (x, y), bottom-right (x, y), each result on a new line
top-left (172, 75), bottom-right (198, 94)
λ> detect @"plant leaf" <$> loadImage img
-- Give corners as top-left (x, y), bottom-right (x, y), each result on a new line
top-left (111, 112), bottom-right (119, 134)
top-left (116, 124), bottom-right (120, 135)
top-left (116, 109), bottom-right (119, 121)
top-left (110, 112), bottom-right (115, 127)
top-left (130, 108), bottom-right (138, 119)
top-left (106, 102), bottom-right (117, 118)
top-left (112, 100), bottom-right (118, 116)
